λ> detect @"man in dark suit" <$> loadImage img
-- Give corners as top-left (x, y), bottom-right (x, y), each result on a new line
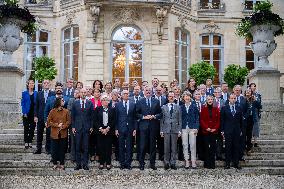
top-left (44, 82), bottom-right (69, 154)
top-left (72, 88), bottom-right (94, 170)
top-left (221, 82), bottom-right (229, 103)
top-left (154, 86), bottom-right (167, 161)
top-left (205, 78), bottom-right (214, 96)
top-left (63, 78), bottom-right (75, 98)
top-left (129, 85), bottom-right (143, 103)
top-left (34, 80), bottom-right (55, 154)
top-left (115, 90), bottom-right (137, 169)
top-left (221, 93), bottom-right (243, 169)
top-left (136, 86), bottom-right (162, 170)
top-left (233, 85), bottom-right (248, 161)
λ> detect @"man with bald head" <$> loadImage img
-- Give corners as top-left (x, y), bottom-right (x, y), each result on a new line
top-left (72, 88), bottom-right (94, 170)
top-left (136, 86), bottom-right (162, 170)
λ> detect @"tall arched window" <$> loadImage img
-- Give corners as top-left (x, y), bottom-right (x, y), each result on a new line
top-left (175, 28), bottom-right (190, 89)
top-left (24, 30), bottom-right (50, 90)
top-left (62, 25), bottom-right (79, 82)
top-left (111, 26), bottom-right (143, 84)
top-left (200, 33), bottom-right (223, 84)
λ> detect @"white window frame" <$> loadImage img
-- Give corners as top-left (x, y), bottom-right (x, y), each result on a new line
top-left (61, 25), bottom-right (79, 82)
top-left (175, 28), bottom-right (190, 88)
top-left (110, 26), bottom-right (144, 83)
top-left (200, 33), bottom-right (224, 84)
top-left (23, 30), bottom-right (51, 91)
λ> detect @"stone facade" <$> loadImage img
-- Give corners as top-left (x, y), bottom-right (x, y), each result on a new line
top-left (6, 0), bottom-right (284, 92)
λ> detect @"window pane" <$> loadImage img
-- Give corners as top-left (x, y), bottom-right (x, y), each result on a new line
top-left (213, 49), bottom-right (221, 60)
top-left (73, 41), bottom-right (79, 81)
top-left (213, 35), bottom-right (222, 45)
top-left (73, 26), bottom-right (79, 38)
top-left (212, 0), bottom-right (220, 9)
top-left (129, 61), bottom-right (142, 77)
top-left (213, 61), bottom-right (220, 85)
top-left (201, 49), bottom-right (210, 61)
top-left (175, 28), bottom-right (180, 42)
top-left (181, 31), bottom-right (187, 42)
top-left (202, 35), bottom-right (209, 45)
top-left (64, 43), bottom-right (70, 81)
top-left (39, 31), bottom-right (48, 42)
top-left (129, 44), bottom-right (142, 61)
top-left (246, 38), bottom-right (252, 46)
top-left (27, 34), bottom-right (36, 42)
top-left (246, 49), bottom-right (254, 70)
top-left (112, 43), bottom-right (126, 80)
top-left (113, 27), bottom-right (142, 41)
top-left (244, 1), bottom-right (253, 10)
top-left (181, 45), bottom-right (187, 60)
top-left (38, 46), bottom-right (48, 57)
top-left (64, 28), bottom-right (71, 40)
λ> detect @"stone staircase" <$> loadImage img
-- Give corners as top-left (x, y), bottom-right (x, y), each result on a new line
top-left (0, 125), bottom-right (283, 176)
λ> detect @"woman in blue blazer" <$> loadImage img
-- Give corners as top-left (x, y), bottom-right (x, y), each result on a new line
top-left (21, 80), bottom-right (37, 149)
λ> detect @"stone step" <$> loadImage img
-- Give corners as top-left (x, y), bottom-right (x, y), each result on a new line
top-left (0, 166), bottom-right (283, 176)
top-left (0, 159), bottom-right (283, 169)
top-left (1, 152), bottom-right (283, 161)
top-left (0, 144), bottom-right (283, 153)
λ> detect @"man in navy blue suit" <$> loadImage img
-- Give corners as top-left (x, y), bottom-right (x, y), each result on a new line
top-left (233, 85), bottom-right (248, 161)
top-left (136, 86), bottom-right (162, 170)
top-left (63, 78), bottom-right (75, 98)
top-left (44, 82), bottom-right (69, 154)
top-left (154, 86), bottom-right (167, 160)
top-left (34, 79), bottom-right (55, 154)
top-left (221, 93), bottom-right (243, 169)
top-left (206, 78), bottom-right (214, 96)
top-left (72, 88), bottom-right (94, 170)
top-left (115, 90), bottom-right (137, 170)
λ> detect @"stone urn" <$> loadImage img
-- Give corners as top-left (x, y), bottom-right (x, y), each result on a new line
top-left (0, 18), bottom-right (27, 65)
top-left (249, 24), bottom-right (281, 69)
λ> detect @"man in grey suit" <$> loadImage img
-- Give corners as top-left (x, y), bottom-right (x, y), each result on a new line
top-left (160, 91), bottom-right (182, 170)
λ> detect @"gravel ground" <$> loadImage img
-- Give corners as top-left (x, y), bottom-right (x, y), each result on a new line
top-left (1, 172), bottom-right (283, 189)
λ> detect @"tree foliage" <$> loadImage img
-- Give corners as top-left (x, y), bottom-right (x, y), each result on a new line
top-left (188, 60), bottom-right (216, 86)
top-left (34, 56), bottom-right (57, 82)
top-left (224, 64), bottom-right (249, 89)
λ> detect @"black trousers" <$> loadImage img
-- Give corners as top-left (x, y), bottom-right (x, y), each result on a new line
top-left (216, 132), bottom-right (224, 159)
top-left (112, 135), bottom-right (119, 160)
top-left (240, 119), bottom-right (247, 159)
top-left (23, 116), bottom-right (35, 144)
top-left (177, 137), bottom-right (184, 160)
top-left (157, 134), bottom-right (164, 159)
top-left (98, 134), bottom-right (112, 165)
top-left (139, 127), bottom-right (158, 166)
top-left (203, 134), bottom-right (217, 168)
top-left (246, 115), bottom-right (254, 151)
top-left (46, 127), bottom-right (51, 153)
top-left (51, 138), bottom-right (67, 165)
top-left (36, 120), bottom-right (45, 150)
top-left (225, 132), bottom-right (240, 166)
top-left (89, 131), bottom-right (97, 157)
top-left (197, 132), bottom-right (205, 160)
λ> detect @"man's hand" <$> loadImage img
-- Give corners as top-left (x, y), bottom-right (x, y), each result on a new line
top-left (160, 132), bottom-right (164, 137)
top-left (34, 117), bottom-right (38, 123)
top-left (90, 128), bottom-right (93, 133)
top-left (72, 128), bottom-right (76, 135)
top-left (143, 115), bottom-right (150, 120)
top-left (58, 123), bottom-right (63, 128)
top-left (133, 130), bottom-right (136, 136)
top-left (178, 131), bottom-right (181, 138)
top-left (211, 129), bottom-right (216, 133)
top-left (23, 114), bottom-right (27, 118)
top-left (206, 128), bottom-right (211, 132)
top-left (115, 130), bottom-right (119, 137)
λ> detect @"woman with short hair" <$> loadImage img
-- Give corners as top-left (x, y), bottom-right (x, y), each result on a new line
top-left (47, 97), bottom-right (71, 170)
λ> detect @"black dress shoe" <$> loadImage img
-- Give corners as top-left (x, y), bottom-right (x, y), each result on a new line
top-left (106, 165), bottom-right (111, 170)
top-left (150, 165), bottom-right (157, 170)
top-left (224, 165), bottom-right (230, 169)
top-left (164, 164), bottom-right (170, 170)
top-left (170, 165), bottom-right (177, 170)
top-left (83, 165), bottom-right (89, 170)
top-left (74, 165), bottom-right (82, 170)
top-left (125, 166), bottom-right (132, 170)
top-left (139, 165), bottom-right (144, 170)
top-left (120, 165), bottom-right (125, 170)
top-left (254, 143), bottom-right (258, 147)
top-left (233, 165), bottom-right (242, 170)
top-left (33, 149), bottom-right (42, 154)
top-left (99, 165), bottom-right (104, 170)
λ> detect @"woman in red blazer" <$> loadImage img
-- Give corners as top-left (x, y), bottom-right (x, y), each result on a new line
top-left (200, 95), bottom-right (220, 169)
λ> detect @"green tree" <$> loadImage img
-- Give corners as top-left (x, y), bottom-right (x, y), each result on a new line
top-left (188, 60), bottom-right (216, 85)
top-left (34, 56), bottom-right (57, 82)
top-left (224, 64), bottom-right (249, 89)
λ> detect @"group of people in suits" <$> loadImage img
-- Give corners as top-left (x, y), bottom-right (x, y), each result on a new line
top-left (21, 77), bottom-right (262, 170)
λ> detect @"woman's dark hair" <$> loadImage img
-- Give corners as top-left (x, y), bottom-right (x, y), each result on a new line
top-left (93, 80), bottom-right (103, 91)
top-left (53, 97), bottom-right (63, 109)
top-left (249, 83), bottom-right (256, 88)
top-left (76, 81), bottom-right (84, 88)
top-left (26, 80), bottom-right (35, 90)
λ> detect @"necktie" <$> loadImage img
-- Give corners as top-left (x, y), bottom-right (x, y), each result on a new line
top-left (231, 105), bottom-right (236, 116)
top-left (82, 101), bottom-right (85, 111)
top-left (124, 101), bottom-right (127, 114)
top-left (135, 96), bottom-right (138, 103)
top-left (147, 98), bottom-right (151, 108)
top-left (44, 90), bottom-right (48, 103)
top-left (170, 103), bottom-right (173, 116)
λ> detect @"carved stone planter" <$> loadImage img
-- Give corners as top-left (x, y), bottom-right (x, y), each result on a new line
top-left (250, 24), bottom-right (280, 69)
top-left (0, 18), bottom-right (27, 65)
